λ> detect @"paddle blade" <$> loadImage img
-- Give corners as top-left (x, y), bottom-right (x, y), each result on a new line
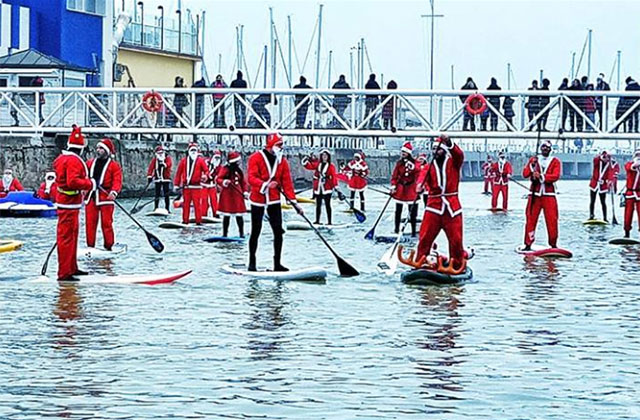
top-left (353, 209), bottom-right (367, 223)
top-left (146, 232), bottom-right (165, 253)
top-left (364, 228), bottom-right (375, 240)
top-left (337, 256), bottom-right (359, 277)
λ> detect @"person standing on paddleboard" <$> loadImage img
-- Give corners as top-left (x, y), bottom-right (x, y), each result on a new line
top-left (302, 149), bottom-right (338, 225)
top-left (522, 140), bottom-right (562, 250)
top-left (201, 150), bottom-right (222, 218)
top-left (481, 155), bottom-right (493, 194)
top-left (53, 125), bottom-right (96, 281)
top-left (415, 135), bottom-right (467, 273)
top-left (36, 171), bottom-right (57, 202)
top-left (588, 150), bottom-right (614, 221)
top-left (85, 138), bottom-right (123, 251)
top-left (174, 143), bottom-right (208, 225)
top-left (390, 142), bottom-right (419, 236)
top-left (147, 145), bottom-right (173, 213)
top-left (247, 133), bottom-right (303, 272)
top-left (217, 151), bottom-right (247, 237)
top-left (623, 150), bottom-right (640, 238)
top-left (490, 150), bottom-right (513, 211)
top-left (346, 152), bottom-right (368, 212)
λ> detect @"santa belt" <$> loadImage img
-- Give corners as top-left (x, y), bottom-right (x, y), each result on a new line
top-left (57, 187), bottom-right (80, 196)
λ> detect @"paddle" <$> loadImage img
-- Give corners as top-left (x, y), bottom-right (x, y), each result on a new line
top-left (527, 126), bottom-right (543, 218)
top-left (131, 198), bottom-right (155, 214)
top-left (101, 187), bottom-right (164, 253)
top-left (280, 188), bottom-right (359, 277)
top-left (367, 185), bottom-right (394, 197)
top-left (130, 180), bottom-right (153, 213)
top-left (41, 242), bottom-right (57, 276)
top-left (364, 194), bottom-right (394, 240)
top-left (335, 188), bottom-right (366, 223)
top-left (610, 188), bottom-right (618, 225)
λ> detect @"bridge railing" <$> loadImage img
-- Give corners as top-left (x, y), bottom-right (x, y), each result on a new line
top-left (1, 87), bottom-right (640, 141)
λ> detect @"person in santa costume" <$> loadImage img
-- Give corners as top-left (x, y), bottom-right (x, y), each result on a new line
top-left (85, 138), bottom-right (123, 250)
top-left (302, 149), bottom-right (338, 224)
top-left (481, 155), bottom-right (493, 194)
top-left (201, 150), bottom-right (222, 218)
top-left (346, 151), bottom-right (369, 211)
top-left (0, 168), bottom-right (24, 198)
top-left (588, 150), bottom-right (613, 221)
top-left (53, 125), bottom-right (96, 281)
top-left (490, 150), bottom-right (513, 210)
top-left (390, 142), bottom-right (419, 236)
top-left (217, 151), bottom-right (247, 237)
top-left (147, 145), bottom-right (173, 212)
top-left (247, 133), bottom-right (303, 272)
top-left (174, 143), bottom-right (208, 225)
top-left (623, 150), bottom-right (640, 238)
top-left (415, 135), bottom-right (466, 272)
top-left (36, 172), bottom-right (57, 201)
top-left (522, 139), bottom-right (562, 250)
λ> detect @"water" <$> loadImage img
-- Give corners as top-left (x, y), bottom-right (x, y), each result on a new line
top-left (1, 180), bottom-right (639, 419)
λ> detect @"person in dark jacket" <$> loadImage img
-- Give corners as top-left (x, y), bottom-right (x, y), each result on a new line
top-left (331, 75), bottom-right (351, 127)
top-left (502, 95), bottom-right (515, 128)
top-left (625, 76), bottom-right (640, 133)
top-left (230, 71), bottom-right (248, 128)
top-left (172, 76), bottom-right (189, 128)
top-left (525, 80), bottom-right (539, 130)
top-left (596, 73), bottom-right (610, 129)
top-left (364, 74), bottom-right (381, 129)
top-left (558, 78), bottom-right (569, 130)
top-left (538, 78), bottom-right (551, 131)
top-left (486, 77), bottom-right (502, 131)
top-left (568, 78), bottom-right (583, 132)
top-left (460, 77), bottom-right (478, 131)
top-left (294, 76), bottom-right (312, 128)
top-left (192, 77), bottom-right (207, 125)
top-left (382, 80), bottom-right (398, 130)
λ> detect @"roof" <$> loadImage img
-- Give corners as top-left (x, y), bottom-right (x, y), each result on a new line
top-left (0, 49), bottom-right (93, 73)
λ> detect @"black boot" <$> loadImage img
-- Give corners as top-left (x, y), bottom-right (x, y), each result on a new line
top-left (248, 255), bottom-right (257, 272)
top-left (274, 256), bottom-right (289, 272)
top-left (74, 269), bottom-right (89, 276)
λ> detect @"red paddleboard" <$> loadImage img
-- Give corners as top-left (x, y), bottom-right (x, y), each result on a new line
top-left (516, 245), bottom-right (572, 258)
top-left (34, 270), bottom-right (192, 285)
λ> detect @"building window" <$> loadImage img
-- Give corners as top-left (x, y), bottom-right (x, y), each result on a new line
top-left (67, 0), bottom-right (105, 16)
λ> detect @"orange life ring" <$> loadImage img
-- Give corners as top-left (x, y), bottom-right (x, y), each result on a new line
top-left (465, 93), bottom-right (487, 116)
top-left (142, 91), bottom-right (164, 113)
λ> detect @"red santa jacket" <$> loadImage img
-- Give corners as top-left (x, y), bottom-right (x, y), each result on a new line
top-left (417, 143), bottom-right (464, 217)
top-left (490, 160), bottom-right (513, 185)
top-left (174, 156), bottom-right (208, 189)
top-left (624, 160), bottom-right (640, 200)
top-left (37, 181), bottom-right (57, 202)
top-left (391, 158), bottom-right (419, 203)
top-left (346, 159), bottom-right (369, 191)
top-left (147, 155), bottom-right (173, 182)
top-left (53, 151), bottom-right (95, 209)
top-left (302, 157), bottom-right (338, 194)
top-left (216, 165), bottom-right (247, 214)
top-left (481, 160), bottom-right (493, 179)
top-left (201, 158), bottom-right (221, 189)
top-left (0, 178), bottom-right (24, 195)
top-left (523, 155), bottom-right (561, 196)
top-left (247, 150), bottom-right (296, 206)
top-left (589, 155), bottom-right (613, 192)
top-left (86, 158), bottom-right (123, 206)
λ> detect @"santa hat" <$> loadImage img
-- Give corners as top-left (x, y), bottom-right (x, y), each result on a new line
top-left (67, 125), bottom-right (86, 148)
top-left (354, 151), bottom-right (365, 159)
top-left (187, 142), bottom-right (199, 152)
top-left (319, 149), bottom-right (331, 156)
top-left (228, 151), bottom-right (241, 163)
top-left (266, 132), bottom-right (284, 149)
top-left (541, 140), bottom-right (552, 148)
top-left (498, 150), bottom-right (506, 158)
top-left (417, 153), bottom-right (428, 163)
top-left (155, 145), bottom-right (165, 153)
top-left (213, 150), bottom-right (223, 157)
top-left (97, 138), bottom-right (115, 156)
top-left (401, 142), bottom-right (413, 154)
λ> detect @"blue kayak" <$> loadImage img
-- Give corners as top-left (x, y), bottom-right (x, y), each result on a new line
top-left (203, 236), bottom-right (246, 243)
top-left (0, 191), bottom-right (56, 218)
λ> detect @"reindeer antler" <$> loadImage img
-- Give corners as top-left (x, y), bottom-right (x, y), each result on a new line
top-left (397, 245), bottom-right (427, 269)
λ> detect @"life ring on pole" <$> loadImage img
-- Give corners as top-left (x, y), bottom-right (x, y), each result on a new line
top-left (465, 93), bottom-right (487, 116)
top-left (142, 91), bottom-right (163, 113)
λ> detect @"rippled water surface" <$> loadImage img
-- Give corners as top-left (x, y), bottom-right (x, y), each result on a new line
top-left (1, 180), bottom-right (639, 419)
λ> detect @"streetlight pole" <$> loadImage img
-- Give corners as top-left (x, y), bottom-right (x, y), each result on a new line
top-left (137, 1), bottom-right (144, 46)
top-left (176, 9), bottom-right (182, 53)
top-left (157, 6), bottom-right (164, 50)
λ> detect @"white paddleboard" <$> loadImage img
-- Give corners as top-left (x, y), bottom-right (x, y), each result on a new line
top-left (159, 222), bottom-right (208, 229)
top-left (146, 208), bottom-right (170, 217)
top-left (78, 243), bottom-right (128, 259)
top-left (34, 270), bottom-right (192, 285)
top-left (222, 264), bottom-right (327, 282)
top-left (189, 216), bottom-right (222, 224)
top-left (0, 202), bottom-right (17, 210)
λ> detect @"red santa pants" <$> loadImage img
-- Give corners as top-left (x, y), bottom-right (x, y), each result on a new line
top-left (624, 198), bottom-right (640, 232)
top-left (182, 188), bottom-right (203, 224)
top-left (57, 208), bottom-right (80, 280)
top-left (86, 201), bottom-right (115, 249)
top-left (200, 187), bottom-right (218, 217)
top-left (416, 210), bottom-right (464, 262)
top-left (491, 184), bottom-right (509, 210)
top-left (524, 195), bottom-right (558, 247)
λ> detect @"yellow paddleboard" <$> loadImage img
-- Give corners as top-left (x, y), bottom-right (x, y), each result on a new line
top-left (0, 240), bottom-right (23, 254)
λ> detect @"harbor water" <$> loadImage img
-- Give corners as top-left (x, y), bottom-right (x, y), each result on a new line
top-left (1, 180), bottom-right (639, 419)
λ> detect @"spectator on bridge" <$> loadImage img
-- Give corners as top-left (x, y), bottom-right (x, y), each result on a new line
top-left (625, 76), bottom-right (640, 133)
top-left (568, 78), bottom-right (584, 132)
top-left (32, 76), bottom-right (45, 124)
top-left (525, 80), bottom-right (539, 130)
top-left (294, 76), bottom-right (312, 129)
top-left (596, 73), bottom-right (610, 129)
top-left (382, 80), bottom-right (398, 130)
top-left (486, 77), bottom-right (502, 131)
top-left (331, 75), bottom-right (351, 127)
top-left (502, 95), bottom-right (515, 128)
top-left (584, 84), bottom-right (597, 131)
top-left (538, 78), bottom-right (551, 131)
top-left (460, 77), bottom-right (477, 131)
top-left (192, 77), bottom-right (207, 125)
top-left (212, 74), bottom-right (228, 128)
top-left (172, 76), bottom-right (189, 128)
top-left (558, 78), bottom-right (570, 131)
top-left (231, 71), bottom-right (248, 128)
top-left (364, 74), bottom-right (381, 129)
top-left (249, 94), bottom-right (275, 127)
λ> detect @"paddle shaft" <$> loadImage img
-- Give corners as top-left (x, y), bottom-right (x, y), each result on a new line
top-left (365, 194), bottom-right (393, 239)
top-left (527, 127), bottom-right (543, 217)
top-left (131, 181), bottom-right (152, 212)
top-left (610, 189), bottom-right (618, 224)
top-left (41, 242), bottom-right (57, 276)
top-left (335, 187), bottom-right (366, 222)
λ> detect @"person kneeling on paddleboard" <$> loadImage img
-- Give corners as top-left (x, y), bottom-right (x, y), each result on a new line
top-left (147, 145), bottom-right (173, 212)
top-left (247, 133), bottom-right (303, 272)
top-left (302, 149), bottom-right (338, 225)
top-left (174, 143), bottom-right (208, 225)
top-left (217, 151), bottom-right (247, 237)
top-left (390, 142), bottom-right (419, 236)
top-left (623, 150), bottom-right (640, 238)
top-left (522, 140), bottom-right (562, 250)
top-left (588, 150), bottom-right (613, 221)
top-left (85, 138), bottom-right (123, 251)
top-left (53, 125), bottom-right (97, 281)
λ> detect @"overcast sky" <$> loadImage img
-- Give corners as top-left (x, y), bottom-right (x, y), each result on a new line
top-left (148, 0), bottom-right (639, 90)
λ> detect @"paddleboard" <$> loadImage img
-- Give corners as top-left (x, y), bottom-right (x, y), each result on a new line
top-left (375, 234), bottom-right (416, 244)
top-left (78, 243), bottom-right (128, 259)
top-left (0, 240), bottom-right (23, 254)
top-left (515, 244), bottom-right (573, 258)
top-left (583, 219), bottom-right (608, 226)
top-left (159, 222), bottom-right (190, 229)
top-left (489, 208), bottom-right (508, 213)
top-left (203, 236), bottom-right (245, 243)
top-left (609, 237), bottom-right (640, 245)
top-left (402, 267), bottom-right (473, 286)
top-left (146, 208), bottom-right (170, 217)
top-left (0, 202), bottom-right (16, 210)
top-left (35, 270), bottom-right (192, 285)
top-left (286, 220), bottom-right (312, 231)
top-left (222, 264), bottom-right (327, 282)
top-left (296, 196), bottom-right (315, 204)
top-left (189, 216), bottom-right (221, 224)
top-left (281, 203), bottom-right (294, 210)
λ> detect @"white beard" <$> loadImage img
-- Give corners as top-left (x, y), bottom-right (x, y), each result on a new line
top-left (2, 175), bottom-right (12, 188)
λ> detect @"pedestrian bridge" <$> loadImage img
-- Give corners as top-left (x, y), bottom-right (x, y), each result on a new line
top-left (1, 87), bottom-right (639, 146)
